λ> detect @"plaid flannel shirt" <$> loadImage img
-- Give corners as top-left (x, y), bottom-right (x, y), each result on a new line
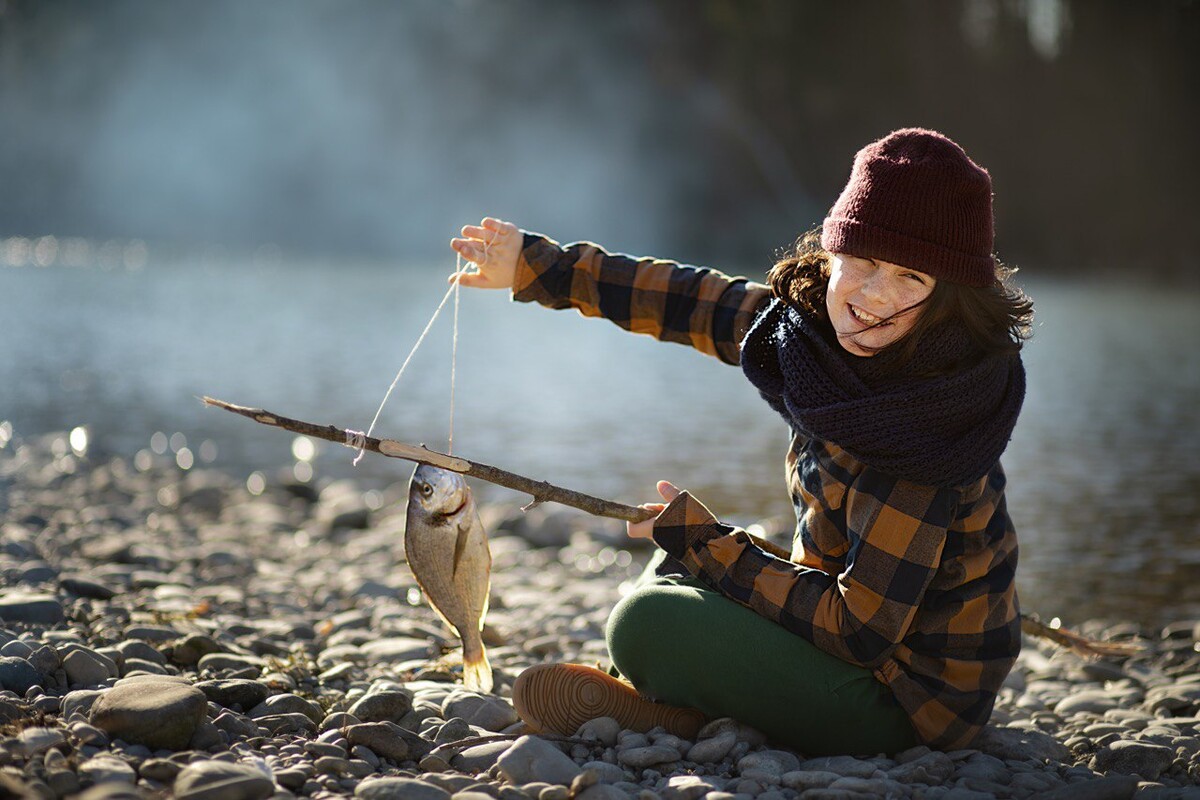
top-left (513, 232), bottom-right (1021, 750)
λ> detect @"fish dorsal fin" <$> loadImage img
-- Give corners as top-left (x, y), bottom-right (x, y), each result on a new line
top-left (451, 518), bottom-right (471, 578)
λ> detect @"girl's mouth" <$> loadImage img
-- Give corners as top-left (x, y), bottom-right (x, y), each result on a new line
top-left (848, 304), bottom-right (889, 327)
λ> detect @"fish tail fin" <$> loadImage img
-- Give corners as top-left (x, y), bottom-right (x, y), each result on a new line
top-left (461, 631), bottom-right (493, 694)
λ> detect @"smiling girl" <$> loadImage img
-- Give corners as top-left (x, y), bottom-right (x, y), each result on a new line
top-left (451, 128), bottom-right (1033, 755)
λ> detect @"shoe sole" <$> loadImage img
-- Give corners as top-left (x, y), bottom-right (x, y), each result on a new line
top-left (512, 663), bottom-right (707, 739)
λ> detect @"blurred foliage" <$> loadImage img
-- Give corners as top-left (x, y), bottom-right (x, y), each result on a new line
top-left (0, 0), bottom-right (1196, 277)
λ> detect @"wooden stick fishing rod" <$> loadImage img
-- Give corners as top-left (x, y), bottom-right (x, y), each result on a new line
top-left (202, 395), bottom-right (1142, 659)
top-left (201, 396), bottom-right (656, 523)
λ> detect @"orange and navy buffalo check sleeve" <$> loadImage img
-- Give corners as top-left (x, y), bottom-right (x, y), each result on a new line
top-left (652, 475), bottom-right (956, 670)
top-left (512, 232), bottom-right (772, 364)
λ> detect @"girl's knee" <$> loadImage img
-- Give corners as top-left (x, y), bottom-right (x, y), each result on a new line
top-left (605, 584), bottom-right (697, 677)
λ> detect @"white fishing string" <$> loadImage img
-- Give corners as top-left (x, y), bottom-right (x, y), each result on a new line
top-left (448, 253), bottom-right (462, 455)
top-left (352, 232), bottom-right (488, 464)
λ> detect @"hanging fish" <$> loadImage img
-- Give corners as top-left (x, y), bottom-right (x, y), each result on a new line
top-left (404, 463), bottom-right (493, 692)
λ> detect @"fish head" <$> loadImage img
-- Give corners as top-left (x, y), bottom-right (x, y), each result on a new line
top-left (408, 464), bottom-right (471, 520)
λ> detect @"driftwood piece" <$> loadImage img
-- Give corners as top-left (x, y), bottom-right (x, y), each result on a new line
top-left (202, 395), bottom-right (1144, 657)
top-left (201, 396), bottom-right (655, 523)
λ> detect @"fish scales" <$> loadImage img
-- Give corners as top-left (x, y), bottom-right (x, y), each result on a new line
top-left (405, 463), bottom-right (493, 693)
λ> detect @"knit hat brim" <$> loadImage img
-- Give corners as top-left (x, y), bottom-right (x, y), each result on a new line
top-left (822, 217), bottom-right (995, 288)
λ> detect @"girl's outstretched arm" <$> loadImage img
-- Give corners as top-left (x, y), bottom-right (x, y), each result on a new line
top-left (507, 230), bottom-right (772, 365)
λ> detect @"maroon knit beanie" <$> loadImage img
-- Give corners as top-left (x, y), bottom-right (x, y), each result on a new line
top-left (821, 128), bottom-right (996, 287)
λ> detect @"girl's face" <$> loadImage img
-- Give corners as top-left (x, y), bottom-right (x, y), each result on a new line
top-left (825, 253), bottom-right (936, 357)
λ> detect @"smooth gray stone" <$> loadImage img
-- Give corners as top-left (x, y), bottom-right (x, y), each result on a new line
top-left (248, 692), bottom-right (323, 723)
top-left (578, 761), bottom-right (627, 785)
top-left (0, 656), bottom-right (42, 694)
top-left (123, 625), bottom-right (181, 643)
top-left (887, 750), bottom-right (955, 784)
top-left (781, 771), bottom-right (842, 791)
top-left (737, 749), bottom-right (801, 775)
top-left (443, 689), bottom-right (519, 732)
top-left (575, 785), bottom-right (628, 800)
top-left (576, 717), bottom-right (622, 748)
top-left (64, 649), bottom-right (114, 687)
top-left (194, 678), bottom-right (269, 710)
top-left (954, 752), bottom-right (1009, 784)
top-left (124, 657), bottom-right (169, 675)
top-left (168, 634), bottom-right (224, 666)
top-left (686, 730), bottom-right (736, 763)
top-left (0, 594), bottom-right (64, 624)
top-left (1055, 690), bottom-right (1121, 715)
top-left (27, 644), bottom-right (62, 677)
top-left (197, 652), bottom-right (263, 673)
top-left (940, 789), bottom-right (995, 800)
top-left (798, 756), bottom-right (880, 779)
top-left (212, 709), bottom-right (264, 740)
top-left (174, 760), bottom-right (274, 800)
top-left (1036, 777), bottom-right (1137, 800)
top-left (450, 740), bottom-right (515, 772)
top-left (661, 775), bottom-right (725, 800)
top-left (1090, 740), bottom-right (1175, 781)
top-left (115, 640), bottom-right (166, 665)
top-left (347, 721), bottom-right (430, 762)
top-left (60, 576), bottom-right (118, 599)
top-left (254, 712), bottom-right (317, 735)
top-left (0, 697), bottom-right (25, 724)
top-left (356, 777), bottom-right (451, 800)
top-left (78, 754), bottom-right (138, 784)
top-left (497, 735), bottom-right (582, 786)
top-left (618, 745), bottom-right (681, 769)
top-left (973, 725), bottom-right (1071, 762)
top-left (89, 681), bottom-right (207, 750)
top-left (65, 694), bottom-right (106, 726)
top-left (359, 637), bottom-right (436, 663)
top-left (348, 690), bottom-right (413, 723)
top-left (0, 640), bottom-right (34, 658)
top-left (14, 726), bottom-right (67, 757)
top-left (139, 758), bottom-right (183, 783)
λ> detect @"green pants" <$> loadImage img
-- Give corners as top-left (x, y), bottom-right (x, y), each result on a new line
top-left (605, 553), bottom-right (918, 756)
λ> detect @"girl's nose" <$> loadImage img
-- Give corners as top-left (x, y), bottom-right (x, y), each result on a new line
top-left (860, 270), bottom-right (890, 305)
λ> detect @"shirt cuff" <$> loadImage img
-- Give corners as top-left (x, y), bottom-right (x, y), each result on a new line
top-left (651, 491), bottom-right (723, 559)
top-left (511, 231), bottom-right (556, 303)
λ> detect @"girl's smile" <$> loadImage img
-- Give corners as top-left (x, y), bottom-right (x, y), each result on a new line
top-left (825, 253), bottom-right (936, 356)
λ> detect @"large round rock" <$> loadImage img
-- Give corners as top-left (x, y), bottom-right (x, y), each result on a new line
top-left (90, 681), bottom-right (208, 750)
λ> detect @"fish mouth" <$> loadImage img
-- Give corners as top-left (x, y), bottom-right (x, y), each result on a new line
top-left (437, 496), bottom-right (468, 520)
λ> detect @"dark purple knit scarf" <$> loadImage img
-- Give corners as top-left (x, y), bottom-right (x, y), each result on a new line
top-left (740, 298), bottom-right (1025, 488)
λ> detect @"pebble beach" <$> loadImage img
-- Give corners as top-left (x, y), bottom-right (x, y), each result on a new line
top-left (2, 431), bottom-right (1200, 800)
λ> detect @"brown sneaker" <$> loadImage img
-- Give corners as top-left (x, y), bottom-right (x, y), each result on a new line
top-left (511, 663), bottom-right (707, 739)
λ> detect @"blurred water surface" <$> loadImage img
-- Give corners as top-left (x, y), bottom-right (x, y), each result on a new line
top-left (3, 256), bottom-right (1199, 627)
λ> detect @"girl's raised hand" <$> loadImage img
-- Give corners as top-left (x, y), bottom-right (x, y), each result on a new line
top-left (450, 217), bottom-right (521, 290)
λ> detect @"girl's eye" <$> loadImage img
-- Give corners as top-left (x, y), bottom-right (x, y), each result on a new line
top-left (902, 273), bottom-right (926, 284)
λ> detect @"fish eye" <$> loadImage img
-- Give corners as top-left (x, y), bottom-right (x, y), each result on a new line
top-left (421, 483), bottom-right (433, 497)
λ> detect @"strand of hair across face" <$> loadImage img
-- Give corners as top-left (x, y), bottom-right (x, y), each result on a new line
top-left (352, 239), bottom-right (486, 465)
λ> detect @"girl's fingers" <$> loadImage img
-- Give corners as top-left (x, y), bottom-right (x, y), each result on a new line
top-left (450, 272), bottom-right (487, 288)
top-left (450, 239), bottom-right (486, 263)
top-left (460, 225), bottom-right (495, 242)
top-left (656, 481), bottom-right (682, 502)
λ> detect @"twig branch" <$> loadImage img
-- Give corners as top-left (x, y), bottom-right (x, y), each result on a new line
top-left (201, 396), bottom-right (655, 523)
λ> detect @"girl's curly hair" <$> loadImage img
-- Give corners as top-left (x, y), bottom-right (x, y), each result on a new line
top-left (767, 229), bottom-right (1034, 375)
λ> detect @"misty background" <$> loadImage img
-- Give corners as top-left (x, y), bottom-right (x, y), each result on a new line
top-left (2, 1), bottom-right (1199, 627)
top-left (3, 0), bottom-right (1198, 273)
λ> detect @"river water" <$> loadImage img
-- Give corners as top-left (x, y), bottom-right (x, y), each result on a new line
top-left (3, 253), bottom-right (1198, 627)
